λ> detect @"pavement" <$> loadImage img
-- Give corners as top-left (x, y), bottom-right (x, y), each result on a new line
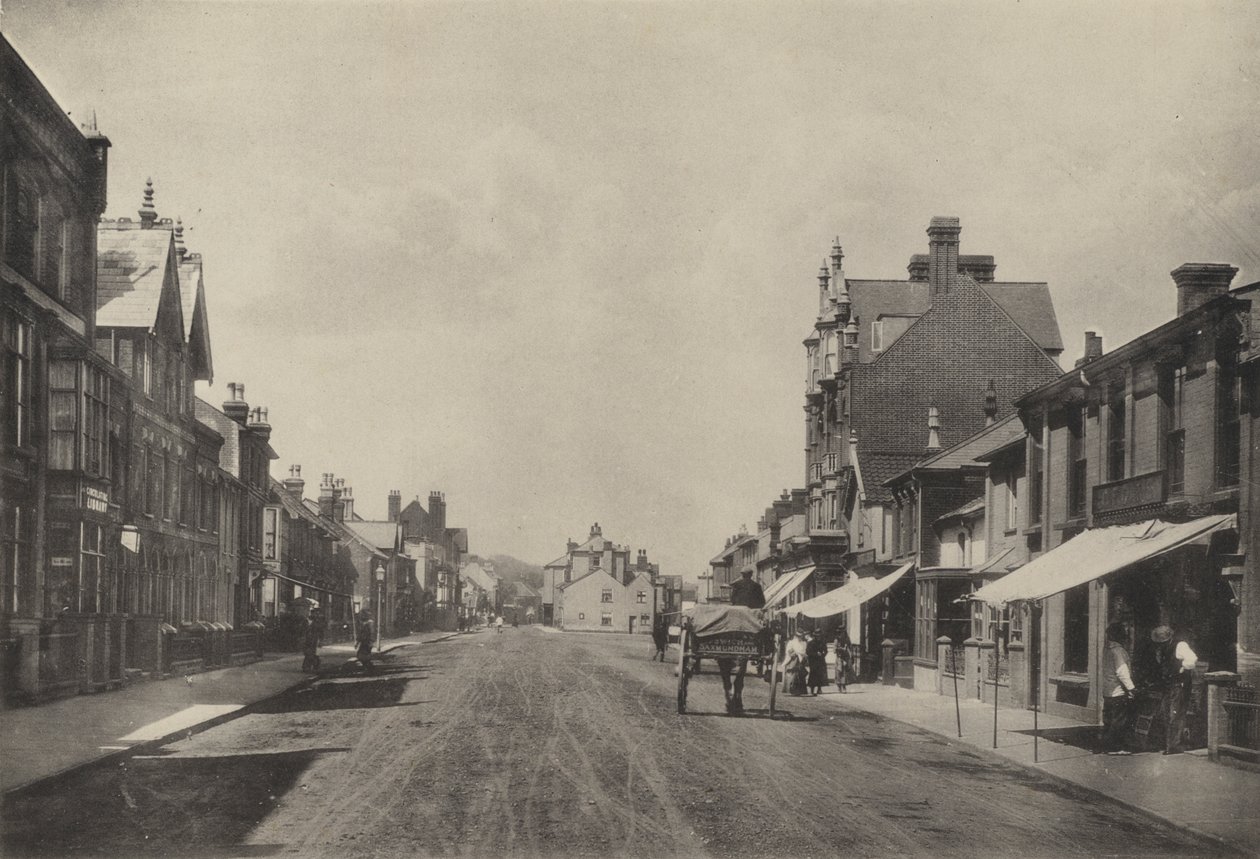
top-left (821, 681), bottom-right (1260, 856)
top-left (0, 629), bottom-right (461, 795)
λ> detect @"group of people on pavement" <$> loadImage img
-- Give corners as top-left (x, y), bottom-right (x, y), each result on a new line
top-left (780, 627), bottom-right (855, 696)
top-left (1102, 622), bottom-right (1198, 756)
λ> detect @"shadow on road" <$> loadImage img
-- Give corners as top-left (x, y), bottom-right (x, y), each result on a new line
top-left (2, 748), bottom-right (338, 858)
top-left (252, 674), bottom-right (424, 714)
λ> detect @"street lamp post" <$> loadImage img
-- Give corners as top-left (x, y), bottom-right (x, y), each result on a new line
top-left (375, 564), bottom-right (385, 651)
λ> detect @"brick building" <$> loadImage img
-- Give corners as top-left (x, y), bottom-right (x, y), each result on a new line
top-left (542, 523), bottom-right (660, 626)
top-left (556, 566), bottom-right (656, 634)
top-left (787, 217), bottom-right (1064, 663)
top-left (2, 34), bottom-right (113, 702)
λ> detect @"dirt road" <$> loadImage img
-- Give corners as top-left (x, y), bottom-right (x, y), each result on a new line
top-left (2, 627), bottom-right (1228, 858)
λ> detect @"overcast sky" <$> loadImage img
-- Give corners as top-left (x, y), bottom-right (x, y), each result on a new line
top-left (5, 1), bottom-right (1259, 578)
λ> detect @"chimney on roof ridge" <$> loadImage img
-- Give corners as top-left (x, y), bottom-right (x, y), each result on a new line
top-left (247, 406), bottom-right (271, 443)
top-left (283, 464), bottom-right (305, 497)
top-left (1076, 331), bottom-right (1104, 368)
top-left (174, 218), bottom-right (187, 259)
top-left (139, 178), bottom-right (157, 229)
top-left (817, 261), bottom-right (831, 315)
top-left (984, 380), bottom-right (998, 426)
top-left (342, 483), bottom-right (355, 520)
top-left (927, 217), bottom-right (961, 295)
top-left (927, 406), bottom-right (942, 451)
top-left (387, 489), bottom-right (401, 523)
top-left (82, 113), bottom-right (110, 215)
top-left (222, 382), bottom-right (249, 425)
top-left (907, 254), bottom-right (930, 282)
top-left (1172, 262), bottom-right (1238, 317)
top-left (591, 522), bottom-right (601, 537)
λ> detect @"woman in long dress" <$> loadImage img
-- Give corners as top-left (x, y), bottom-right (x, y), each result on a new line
top-left (834, 627), bottom-right (853, 693)
top-left (783, 630), bottom-right (809, 696)
top-left (806, 630), bottom-right (830, 695)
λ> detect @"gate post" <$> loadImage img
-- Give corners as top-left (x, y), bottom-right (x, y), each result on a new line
top-left (1206, 671), bottom-right (1239, 762)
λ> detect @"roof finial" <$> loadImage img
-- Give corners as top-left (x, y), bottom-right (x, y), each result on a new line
top-left (139, 178), bottom-right (157, 229)
top-left (174, 217), bottom-right (187, 259)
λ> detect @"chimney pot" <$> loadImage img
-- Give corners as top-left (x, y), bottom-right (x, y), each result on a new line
top-left (927, 405), bottom-right (942, 450)
top-left (139, 177), bottom-right (157, 228)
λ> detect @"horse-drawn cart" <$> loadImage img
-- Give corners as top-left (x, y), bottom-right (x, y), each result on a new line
top-left (676, 604), bottom-right (779, 717)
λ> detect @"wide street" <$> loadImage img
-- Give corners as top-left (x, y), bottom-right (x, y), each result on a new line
top-left (1, 628), bottom-right (1227, 859)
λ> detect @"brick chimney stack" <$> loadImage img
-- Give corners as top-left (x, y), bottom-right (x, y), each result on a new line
top-left (246, 406), bottom-right (271, 444)
top-left (1172, 263), bottom-right (1238, 317)
top-left (927, 217), bottom-right (961, 295)
top-left (332, 478), bottom-right (346, 523)
top-left (590, 522), bottom-right (602, 538)
top-left (81, 114), bottom-right (110, 216)
top-left (984, 379), bottom-right (998, 426)
top-left (138, 177), bottom-right (157, 229)
top-left (387, 490), bottom-right (401, 523)
top-left (222, 382), bottom-right (249, 425)
top-left (174, 218), bottom-right (187, 260)
top-left (1076, 331), bottom-right (1104, 368)
top-left (319, 473), bottom-right (337, 519)
top-left (283, 464), bottom-right (305, 497)
top-left (342, 484), bottom-right (354, 520)
top-left (429, 491), bottom-right (447, 536)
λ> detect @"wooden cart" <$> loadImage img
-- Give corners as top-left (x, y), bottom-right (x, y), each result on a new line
top-left (676, 605), bottom-right (779, 717)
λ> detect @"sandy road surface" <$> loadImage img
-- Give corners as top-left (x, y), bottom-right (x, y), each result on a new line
top-left (2, 627), bottom-right (1229, 858)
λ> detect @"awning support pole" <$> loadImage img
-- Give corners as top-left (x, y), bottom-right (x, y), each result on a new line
top-left (952, 640), bottom-right (962, 738)
top-left (993, 652), bottom-right (999, 750)
top-left (1032, 600), bottom-right (1040, 763)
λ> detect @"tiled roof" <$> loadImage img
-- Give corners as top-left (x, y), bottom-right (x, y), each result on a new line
top-left (194, 398), bottom-right (239, 476)
top-left (345, 520), bottom-right (400, 552)
top-left (544, 554), bottom-right (570, 569)
top-left (272, 479), bottom-right (336, 535)
top-left (858, 451), bottom-right (921, 504)
top-left (179, 256), bottom-right (213, 381)
top-left (979, 283), bottom-right (1063, 353)
top-left (96, 227), bottom-right (178, 329)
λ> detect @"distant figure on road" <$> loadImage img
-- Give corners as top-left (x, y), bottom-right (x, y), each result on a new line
top-left (1151, 625), bottom-right (1197, 755)
top-left (1102, 623), bottom-right (1136, 754)
top-left (729, 569), bottom-right (765, 609)
top-left (356, 611), bottom-right (377, 674)
top-left (495, 615), bottom-right (504, 633)
top-left (651, 616), bottom-right (669, 661)
top-left (302, 609), bottom-right (325, 673)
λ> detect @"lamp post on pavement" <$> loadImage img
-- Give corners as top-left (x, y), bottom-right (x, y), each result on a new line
top-left (375, 564), bottom-right (385, 651)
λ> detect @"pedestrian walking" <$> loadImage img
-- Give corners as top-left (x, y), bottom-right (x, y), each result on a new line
top-left (783, 629), bottom-right (809, 696)
top-left (1101, 623), bottom-right (1136, 754)
top-left (495, 614), bottom-right (504, 633)
top-left (1151, 625), bottom-right (1196, 755)
top-left (806, 629), bottom-right (829, 695)
top-left (302, 608), bottom-right (325, 673)
top-left (356, 610), bottom-right (377, 674)
top-left (834, 627), bottom-right (854, 693)
top-left (651, 616), bottom-right (669, 661)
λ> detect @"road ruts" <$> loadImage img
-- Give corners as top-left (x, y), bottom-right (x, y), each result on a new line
top-left (1, 628), bottom-right (1233, 859)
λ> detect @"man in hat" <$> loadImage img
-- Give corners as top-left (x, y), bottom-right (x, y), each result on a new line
top-left (1151, 625), bottom-right (1197, 755)
top-left (729, 568), bottom-right (766, 609)
top-left (1101, 623), bottom-right (1136, 754)
top-left (356, 609), bottom-right (377, 675)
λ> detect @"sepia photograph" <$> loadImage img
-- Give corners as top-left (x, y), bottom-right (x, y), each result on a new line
top-left (1, 1), bottom-right (1258, 856)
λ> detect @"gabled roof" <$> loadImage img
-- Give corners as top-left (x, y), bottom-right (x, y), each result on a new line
top-left (194, 398), bottom-right (239, 477)
top-left (345, 520), bottom-right (400, 552)
top-left (97, 226), bottom-right (181, 330)
top-left (271, 479), bottom-right (337, 538)
top-left (178, 255), bottom-right (213, 381)
top-left (321, 513), bottom-right (388, 560)
top-left (557, 567), bottom-right (615, 590)
top-left (460, 562), bottom-right (497, 592)
top-left (544, 553), bottom-right (570, 569)
top-left (858, 451), bottom-right (922, 504)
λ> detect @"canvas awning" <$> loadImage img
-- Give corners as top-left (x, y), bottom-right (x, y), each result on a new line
top-left (787, 562), bottom-right (914, 619)
top-left (762, 566), bottom-right (815, 609)
top-left (971, 514), bottom-right (1236, 606)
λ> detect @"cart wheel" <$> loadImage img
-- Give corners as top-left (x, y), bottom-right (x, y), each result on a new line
top-left (768, 633), bottom-right (780, 718)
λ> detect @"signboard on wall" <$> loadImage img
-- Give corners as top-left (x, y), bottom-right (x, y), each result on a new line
top-left (82, 485), bottom-right (109, 514)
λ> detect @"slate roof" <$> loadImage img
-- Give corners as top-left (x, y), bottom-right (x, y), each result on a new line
top-left (179, 256), bottom-right (213, 381)
top-left (272, 479), bottom-right (337, 536)
top-left (345, 520), bottom-right (400, 552)
top-left (96, 227), bottom-right (179, 329)
top-left (934, 496), bottom-right (985, 524)
top-left (858, 451), bottom-right (922, 504)
top-left (843, 278), bottom-right (1062, 361)
top-left (544, 554), bottom-right (570, 569)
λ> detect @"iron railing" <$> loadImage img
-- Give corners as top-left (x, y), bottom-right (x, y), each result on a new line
top-left (1223, 683), bottom-right (1259, 752)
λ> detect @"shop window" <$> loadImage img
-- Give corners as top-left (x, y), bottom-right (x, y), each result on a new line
top-left (601, 588), bottom-right (613, 603)
top-left (81, 523), bottom-right (103, 614)
top-left (915, 579), bottom-right (937, 661)
top-left (600, 611), bottom-right (613, 627)
top-left (1217, 356), bottom-right (1241, 488)
top-left (1063, 583), bottom-right (1089, 673)
top-left (1107, 389), bottom-right (1126, 482)
top-left (1161, 365), bottom-right (1187, 495)
top-left (3, 315), bottom-right (32, 448)
top-left (261, 577), bottom-right (276, 617)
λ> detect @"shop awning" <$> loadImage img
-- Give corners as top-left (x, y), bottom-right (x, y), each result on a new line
top-left (787, 562), bottom-right (915, 619)
top-left (971, 514), bottom-right (1236, 606)
top-left (763, 566), bottom-right (815, 608)
top-left (263, 569), bottom-right (355, 599)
